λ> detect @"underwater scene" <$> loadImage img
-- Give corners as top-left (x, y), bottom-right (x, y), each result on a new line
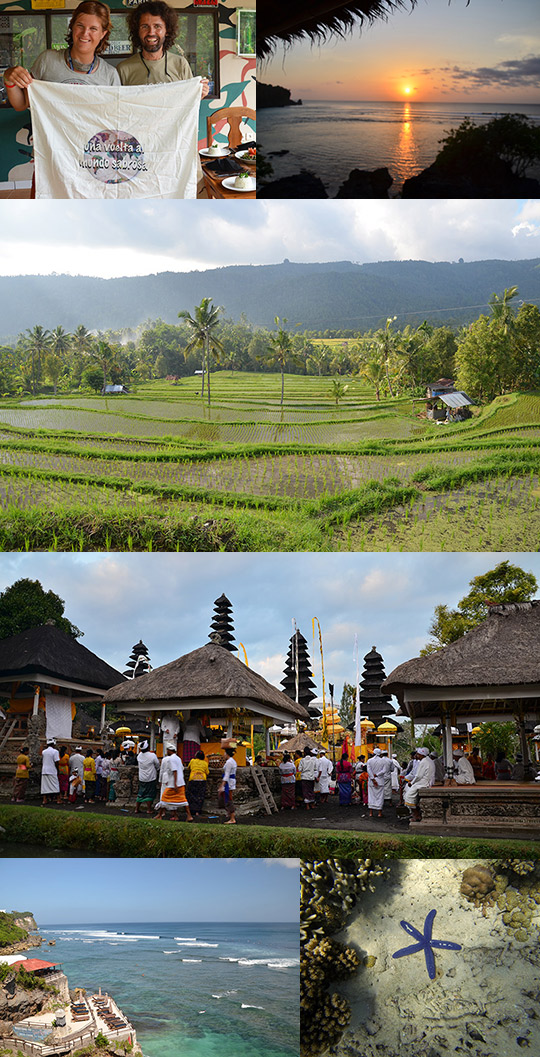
top-left (301, 859), bottom-right (540, 1057)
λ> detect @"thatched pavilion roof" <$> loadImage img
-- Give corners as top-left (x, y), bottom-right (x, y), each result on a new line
top-left (383, 602), bottom-right (540, 721)
top-left (0, 624), bottom-right (125, 698)
top-left (278, 731), bottom-right (324, 753)
top-left (104, 643), bottom-right (309, 723)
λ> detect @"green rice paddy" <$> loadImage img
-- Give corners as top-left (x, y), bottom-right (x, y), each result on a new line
top-left (0, 375), bottom-right (538, 551)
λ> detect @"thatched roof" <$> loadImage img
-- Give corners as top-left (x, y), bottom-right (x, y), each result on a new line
top-left (278, 731), bottom-right (324, 753)
top-left (384, 602), bottom-right (540, 713)
top-left (0, 625), bottom-right (125, 693)
top-left (104, 643), bottom-right (308, 721)
top-left (258, 1), bottom-right (416, 58)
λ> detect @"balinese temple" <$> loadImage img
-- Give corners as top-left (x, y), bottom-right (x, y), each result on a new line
top-left (0, 624), bottom-right (124, 791)
top-left (208, 593), bottom-right (237, 652)
top-left (281, 629), bottom-right (317, 712)
top-left (123, 640), bottom-right (152, 679)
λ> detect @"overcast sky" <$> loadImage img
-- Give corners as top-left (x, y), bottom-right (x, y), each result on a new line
top-left (0, 199), bottom-right (539, 279)
top-left (261, 0), bottom-right (540, 102)
top-left (2, 552), bottom-right (539, 708)
top-left (0, 859), bottom-right (299, 923)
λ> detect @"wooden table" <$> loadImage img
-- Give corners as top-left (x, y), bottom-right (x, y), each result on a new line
top-left (201, 160), bottom-right (256, 199)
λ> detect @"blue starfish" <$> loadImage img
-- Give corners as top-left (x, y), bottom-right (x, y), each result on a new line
top-left (392, 909), bottom-right (462, 980)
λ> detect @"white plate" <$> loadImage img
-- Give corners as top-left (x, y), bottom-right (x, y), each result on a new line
top-left (222, 176), bottom-right (256, 192)
top-left (234, 150), bottom-right (256, 165)
top-left (200, 147), bottom-right (231, 157)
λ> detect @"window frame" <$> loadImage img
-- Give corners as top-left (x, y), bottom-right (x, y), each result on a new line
top-left (0, 7), bottom-right (220, 106)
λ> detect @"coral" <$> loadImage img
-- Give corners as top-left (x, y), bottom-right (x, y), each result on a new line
top-left (460, 865), bottom-right (496, 911)
top-left (300, 860), bottom-right (386, 1057)
top-left (300, 858), bottom-right (387, 941)
top-left (300, 937), bottom-right (358, 1056)
top-left (494, 860), bottom-right (538, 877)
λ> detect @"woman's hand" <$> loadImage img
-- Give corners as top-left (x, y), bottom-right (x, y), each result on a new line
top-left (200, 78), bottom-right (210, 98)
top-left (4, 66), bottom-right (33, 89)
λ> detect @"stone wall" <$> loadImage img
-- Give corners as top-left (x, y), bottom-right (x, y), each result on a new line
top-left (114, 762), bottom-right (283, 816)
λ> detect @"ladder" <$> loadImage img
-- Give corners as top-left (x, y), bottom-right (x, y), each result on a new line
top-left (251, 766), bottom-right (278, 814)
top-left (0, 718), bottom-right (16, 754)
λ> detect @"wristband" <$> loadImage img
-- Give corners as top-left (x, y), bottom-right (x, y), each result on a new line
top-left (4, 83), bottom-right (15, 88)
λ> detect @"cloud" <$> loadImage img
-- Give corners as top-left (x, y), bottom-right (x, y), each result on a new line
top-left (264, 859), bottom-right (300, 869)
top-left (443, 54), bottom-right (540, 89)
top-left (1, 200), bottom-right (540, 281)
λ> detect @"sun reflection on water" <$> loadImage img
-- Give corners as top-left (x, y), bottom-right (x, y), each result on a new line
top-left (394, 102), bottom-right (419, 183)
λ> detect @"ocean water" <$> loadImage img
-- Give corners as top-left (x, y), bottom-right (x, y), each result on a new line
top-left (36, 921), bottom-right (299, 1057)
top-left (258, 99), bottom-right (540, 196)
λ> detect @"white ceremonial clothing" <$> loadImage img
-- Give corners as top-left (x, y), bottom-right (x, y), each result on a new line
top-left (454, 756), bottom-right (476, 785)
top-left (391, 759), bottom-right (402, 791)
top-left (160, 715), bottom-right (180, 742)
top-left (367, 755), bottom-right (386, 810)
top-left (137, 750), bottom-right (160, 782)
top-left (380, 756), bottom-right (394, 800)
top-left (316, 756), bottom-right (333, 794)
top-left (403, 756), bottom-right (436, 806)
top-left (41, 745), bottom-right (60, 794)
top-left (299, 755), bottom-right (318, 782)
top-left (223, 756), bottom-right (237, 790)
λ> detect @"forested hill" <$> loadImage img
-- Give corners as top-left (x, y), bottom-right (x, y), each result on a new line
top-left (1, 257), bottom-right (539, 337)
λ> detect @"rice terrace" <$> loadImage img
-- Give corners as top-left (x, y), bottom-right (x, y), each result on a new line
top-left (0, 281), bottom-right (539, 552)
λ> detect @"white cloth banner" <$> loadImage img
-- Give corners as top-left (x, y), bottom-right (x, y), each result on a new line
top-left (29, 78), bottom-right (201, 199)
top-left (45, 693), bottom-right (73, 741)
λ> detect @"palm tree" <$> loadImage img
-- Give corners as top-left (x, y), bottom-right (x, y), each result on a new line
top-left (489, 286), bottom-right (519, 333)
top-left (72, 324), bottom-right (93, 356)
top-left (47, 325), bottom-right (72, 395)
top-left (265, 317), bottom-right (296, 407)
top-left (25, 325), bottom-right (51, 394)
top-left (91, 339), bottom-right (118, 392)
top-left (360, 359), bottom-right (386, 401)
top-left (372, 316), bottom-right (399, 398)
top-left (178, 298), bottom-right (224, 407)
top-left (328, 379), bottom-right (349, 407)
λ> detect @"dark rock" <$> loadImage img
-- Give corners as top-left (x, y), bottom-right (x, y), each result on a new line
top-left (258, 172), bottom-right (329, 198)
top-left (402, 155), bottom-right (540, 198)
top-left (257, 83), bottom-right (302, 109)
top-left (335, 167), bottom-right (393, 198)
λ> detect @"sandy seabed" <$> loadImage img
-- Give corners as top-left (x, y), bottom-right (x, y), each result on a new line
top-left (332, 860), bottom-right (540, 1057)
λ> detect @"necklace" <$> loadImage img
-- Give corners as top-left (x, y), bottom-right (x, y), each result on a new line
top-left (139, 51), bottom-right (171, 82)
top-left (67, 48), bottom-right (97, 75)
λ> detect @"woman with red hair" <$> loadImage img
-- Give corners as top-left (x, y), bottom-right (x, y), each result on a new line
top-left (3, 1), bottom-right (119, 111)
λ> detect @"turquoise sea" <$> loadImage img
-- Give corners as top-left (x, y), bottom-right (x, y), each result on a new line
top-left (36, 921), bottom-right (299, 1057)
top-left (258, 99), bottom-right (540, 196)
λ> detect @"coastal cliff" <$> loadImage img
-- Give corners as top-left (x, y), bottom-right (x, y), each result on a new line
top-left (258, 82), bottom-right (302, 108)
top-left (0, 911), bottom-right (42, 955)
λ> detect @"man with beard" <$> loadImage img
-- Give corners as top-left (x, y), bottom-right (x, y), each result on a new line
top-left (117, 1), bottom-right (209, 97)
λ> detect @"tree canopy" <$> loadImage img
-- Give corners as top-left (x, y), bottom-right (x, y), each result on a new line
top-left (0, 578), bottom-right (82, 640)
top-left (422, 561), bottom-right (537, 653)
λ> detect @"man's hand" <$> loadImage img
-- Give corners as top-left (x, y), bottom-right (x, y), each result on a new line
top-left (200, 77), bottom-right (210, 98)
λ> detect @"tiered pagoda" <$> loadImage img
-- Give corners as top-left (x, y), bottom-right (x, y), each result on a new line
top-left (281, 629), bottom-right (317, 710)
top-left (208, 593), bottom-right (237, 652)
top-left (359, 646), bottom-right (393, 723)
top-left (123, 639), bottom-right (151, 679)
